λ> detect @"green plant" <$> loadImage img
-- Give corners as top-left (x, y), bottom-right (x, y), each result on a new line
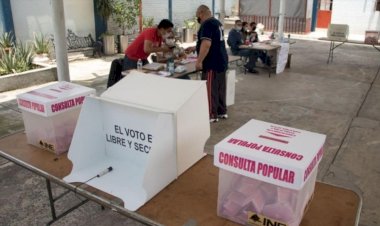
top-left (0, 40), bottom-right (35, 76)
top-left (143, 16), bottom-right (154, 29)
top-left (33, 33), bottom-right (51, 54)
top-left (184, 17), bottom-right (197, 30)
top-left (96, 0), bottom-right (114, 32)
top-left (0, 48), bottom-right (17, 75)
top-left (112, 0), bottom-right (140, 35)
top-left (0, 31), bottom-right (15, 49)
top-left (15, 41), bottom-right (34, 70)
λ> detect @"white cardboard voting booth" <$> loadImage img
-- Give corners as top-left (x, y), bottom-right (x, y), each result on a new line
top-left (64, 71), bottom-right (210, 211)
top-left (17, 82), bottom-right (95, 154)
top-left (214, 119), bottom-right (326, 226)
top-left (327, 24), bottom-right (349, 42)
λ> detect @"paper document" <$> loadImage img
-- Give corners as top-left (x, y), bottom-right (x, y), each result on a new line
top-left (142, 63), bottom-right (165, 71)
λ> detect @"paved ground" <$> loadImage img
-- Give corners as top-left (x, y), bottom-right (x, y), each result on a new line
top-left (1, 37), bottom-right (380, 226)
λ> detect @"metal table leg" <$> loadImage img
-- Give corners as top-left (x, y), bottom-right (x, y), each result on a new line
top-left (45, 179), bottom-right (89, 226)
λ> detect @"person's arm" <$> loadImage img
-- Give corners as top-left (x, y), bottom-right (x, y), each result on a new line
top-left (228, 31), bottom-right (243, 51)
top-left (196, 39), bottom-right (211, 70)
top-left (143, 40), bottom-right (171, 54)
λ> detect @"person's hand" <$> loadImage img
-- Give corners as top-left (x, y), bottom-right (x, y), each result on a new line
top-left (185, 46), bottom-right (196, 53)
top-left (161, 45), bottom-right (172, 53)
top-left (195, 60), bottom-right (202, 71)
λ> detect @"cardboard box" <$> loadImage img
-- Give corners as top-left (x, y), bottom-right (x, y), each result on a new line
top-left (214, 119), bottom-right (326, 226)
top-left (17, 82), bottom-right (95, 154)
top-left (64, 71), bottom-right (210, 211)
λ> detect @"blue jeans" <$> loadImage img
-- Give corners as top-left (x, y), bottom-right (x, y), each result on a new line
top-left (238, 49), bottom-right (258, 70)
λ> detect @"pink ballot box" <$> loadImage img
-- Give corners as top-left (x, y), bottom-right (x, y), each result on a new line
top-left (17, 82), bottom-right (95, 154)
top-left (214, 119), bottom-right (326, 226)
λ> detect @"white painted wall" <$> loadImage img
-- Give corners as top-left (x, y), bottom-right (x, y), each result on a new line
top-left (141, 0), bottom-right (169, 26)
top-left (332, 0), bottom-right (380, 35)
top-left (141, 0), bottom-right (234, 28)
top-left (10, 0), bottom-right (95, 43)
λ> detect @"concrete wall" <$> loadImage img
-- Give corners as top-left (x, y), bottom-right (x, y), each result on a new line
top-left (332, 0), bottom-right (380, 35)
top-left (141, 0), bottom-right (235, 28)
top-left (10, 0), bottom-right (95, 43)
top-left (141, 0), bottom-right (170, 26)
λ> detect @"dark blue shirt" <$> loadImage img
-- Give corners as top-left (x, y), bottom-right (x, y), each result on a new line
top-left (227, 28), bottom-right (243, 55)
top-left (196, 17), bottom-right (228, 72)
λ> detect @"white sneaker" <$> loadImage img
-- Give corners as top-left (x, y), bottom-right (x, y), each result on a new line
top-left (209, 118), bottom-right (219, 123)
top-left (218, 114), bottom-right (228, 119)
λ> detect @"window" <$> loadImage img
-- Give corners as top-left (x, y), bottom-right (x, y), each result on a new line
top-left (377, 0), bottom-right (380, 11)
top-left (318, 0), bottom-right (333, 11)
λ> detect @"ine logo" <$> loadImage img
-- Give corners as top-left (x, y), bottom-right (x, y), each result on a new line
top-left (248, 211), bottom-right (288, 226)
top-left (250, 214), bottom-right (261, 222)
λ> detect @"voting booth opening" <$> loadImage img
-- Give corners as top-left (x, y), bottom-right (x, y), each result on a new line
top-left (214, 119), bottom-right (326, 226)
top-left (64, 71), bottom-right (210, 211)
top-left (16, 82), bottom-right (96, 155)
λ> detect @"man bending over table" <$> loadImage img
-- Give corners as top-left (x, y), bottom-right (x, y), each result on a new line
top-left (123, 19), bottom-right (174, 70)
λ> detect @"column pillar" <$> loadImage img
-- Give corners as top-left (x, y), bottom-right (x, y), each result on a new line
top-left (51, 0), bottom-right (70, 81)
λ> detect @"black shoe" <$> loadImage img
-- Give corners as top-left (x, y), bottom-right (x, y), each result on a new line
top-left (248, 69), bottom-right (259, 74)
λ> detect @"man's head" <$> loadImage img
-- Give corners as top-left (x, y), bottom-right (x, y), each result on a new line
top-left (157, 19), bottom-right (174, 38)
top-left (196, 5), bottom-right (212, 24)
top-left (234, 20), bottom-right (242, 31)
top-left (250, 22), bottom-right (257, 31)
top-left (242, 22), bottom-right (248, 31)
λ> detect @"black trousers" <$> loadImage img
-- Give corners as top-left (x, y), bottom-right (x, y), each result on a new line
top-left (107, 58), bottom-right (124, 88)
top-left (202, 70), bottom-right (227, 118)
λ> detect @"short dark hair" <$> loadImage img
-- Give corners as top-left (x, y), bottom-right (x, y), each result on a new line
top-left (158, 19), bottom-right (174, 29)
top-left (242, 22), bottom-right (248, 27)
top-left (235, 20), bottom-right (242, 25)
top-left (250, 22), bottom-right (257, 27)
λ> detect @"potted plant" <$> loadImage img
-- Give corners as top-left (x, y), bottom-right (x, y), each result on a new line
top-left (112, 0), bottom-right (140, 53)
top-left (96, 0), bottom-right (115, 55)
top-left (32, 33), bottom-right (51, 62)
top-left (183, 17), bottom-right (197, 43)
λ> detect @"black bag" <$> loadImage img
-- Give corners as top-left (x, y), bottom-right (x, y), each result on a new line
top-left (107, 58), bottom-right (124, 88)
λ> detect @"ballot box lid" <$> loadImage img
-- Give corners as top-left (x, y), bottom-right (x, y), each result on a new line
top-left (101, 71), bottom-right (206, 113)
top-left (16, 81), bottom-right (95, 117)
top-left (214, 119), bottom-right (326, 190)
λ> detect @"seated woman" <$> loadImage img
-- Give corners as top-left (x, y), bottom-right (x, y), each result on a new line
top-left (248, 22), bottom-right (271, 66)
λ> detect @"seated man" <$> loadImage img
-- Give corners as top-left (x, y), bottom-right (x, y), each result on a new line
top-left (227, 20), bottom-right (258, 73)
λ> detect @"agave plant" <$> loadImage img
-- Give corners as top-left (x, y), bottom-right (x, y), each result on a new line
top-left (33, 33), bottom-right (51, 55)
top-left (0, 48), bottom-right (17, 75)
top-left (0, 32), bottom-right (15, 50)
top-left (15, 41), bottom-right (34, 71)
top-left (0, 41), bottom-right (35, 76)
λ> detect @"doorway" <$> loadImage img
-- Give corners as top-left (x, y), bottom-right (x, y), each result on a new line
top-left (316, 0), bottom-right (333, 28)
